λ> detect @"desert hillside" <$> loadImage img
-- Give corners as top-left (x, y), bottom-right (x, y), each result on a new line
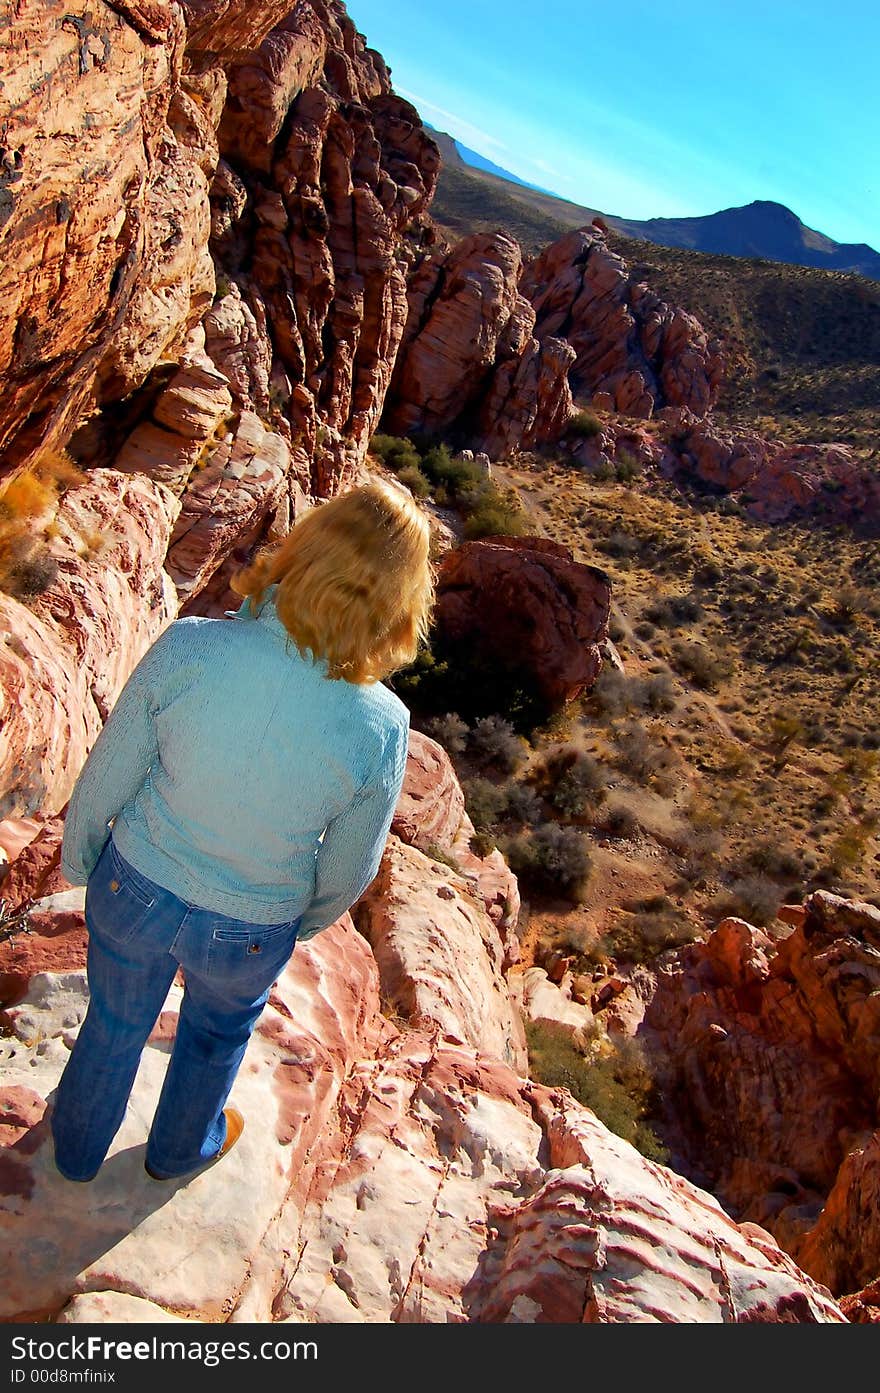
top-left (0, 0), bottom-right (878, 1328)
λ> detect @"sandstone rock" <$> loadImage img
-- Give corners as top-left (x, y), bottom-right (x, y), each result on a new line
top-left (522, 226), bottom-right (723, 420)
top-left (355, 835), bottom-right (527, 1070)
top-left (213, 6), bottom-right (439, 495)
top-left (392, 728), bottom-right (467, 850)
top-left (645, 890), bottom-right (880, 1295)
top-left (671, 423), bottom-right (880, 531)
top-left (0, 472), bottom-right (179, 820)
top-left (435, 536), bottom-right (612, 709)
top-left (392, 730), bottom-right (520, 945)
top-left (164, 410), bottom-right (288, 600)
top-left (0, 1), bottom-right (187, 471)
top-left (511, 966), bottom-right (593, 1033)
top-left (384, 231), bottom-right (538, 441)
top-left (0, 892), bottom-right (845, 1323)
top-left (477, 335), bottom-right (576, 458)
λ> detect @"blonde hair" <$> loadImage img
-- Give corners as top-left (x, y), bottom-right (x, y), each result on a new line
top-left (231, 480), bottom-right (435, 684)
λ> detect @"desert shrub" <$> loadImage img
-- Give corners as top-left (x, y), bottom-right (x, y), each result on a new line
top-left (596, 529), bottom-right (641, 561)
top-left (462, 495), bottom-right (528, 539)
top-left (549, 752), bottom-right (608, 817)
top-left (420, 444), bottom-right (484, 493)
top-left (462, 777), bottom-right (508, 830)
top-left (369, 434), bottom-right (421, 473)
top-left (634, 620), bottom-right (657, 640)
top-left (397, 462), bottom-right (432, 498)
top-left (742, 839), bottom-right (803, 879)
top-left (389, 635), bottom-right (550, 732)
top-left (422, 711), bottom-right (469, 756)
top-left (6, 550), bottom-right (59, 598)
top-left (708, 875), bottom-right (782, 927)
top-left (503, 781), bottom-right (543, 824)
top-left (525, 1021), bottom-right (669, 1163)
top-left (0, 451), bottom-right (85, 599)
top-left (614, 448), bottom-right (642, 482)
top-left (614, 721), bottom-right (674, 784)
top-left (643, 672), bottom-right (677, 712)
top-left (469, 828), bottom-right (497, 857)
top-left (601, 803), bottom-right (640, 839)
top-left (469, 714), bottom-right (527, 773)
top-left (643, 593), bottom-right (703, 629)
top-left (601, 906), bottom-right (698, 963)
top-left (669, 639), bottom-right (732, 689)
top-left (567, 409), bottom-right (603, 439)
top-left (503, 822), bottom-right (593, 900)
top-left (423, 844), bottom-right (463, 874)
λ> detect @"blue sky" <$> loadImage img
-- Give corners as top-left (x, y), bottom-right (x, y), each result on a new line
top-left (347, 0), bottom-right (879, 250)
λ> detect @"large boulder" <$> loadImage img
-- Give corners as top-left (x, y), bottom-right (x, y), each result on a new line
top-left (435, 536), bottom-right (612, 709)
top-left (522, 226), bottom-right (723, 419)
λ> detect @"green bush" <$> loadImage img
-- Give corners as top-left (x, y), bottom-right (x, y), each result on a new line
top-left (546, 751), bottom-right (607, 817)
top-left (389, 635), bottom-right (550, 731)
top-left (567, 409), bottom-right (603, 439)
top-left (397, 462), bottom-right (432, 498)
top-left (669, 639), bottom-right (732, 690)
top-left (525, 1021), bottom-right (669, 1163)
top-left (462, 777), bottom-right (509, 830)
top-left (462, 497), bottom-right (528, 539)
top-left (503, 822), bottom-right (592, 900)
top-left (707, 875), bottom-right (782, 928)
top-left (601, 906), bottom-right (698, 963)
top-left (422, 712), bottom-right (469, 756)
top-left (370, 434), bottom-right (421, 473)
top-left (469, 715), bottom-right (527, 773)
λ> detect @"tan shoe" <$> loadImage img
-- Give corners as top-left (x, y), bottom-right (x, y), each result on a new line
top-left (145, 1107), bottom-right (245, 1180)
top-left (217, 1106), bottom-right (245, 1159)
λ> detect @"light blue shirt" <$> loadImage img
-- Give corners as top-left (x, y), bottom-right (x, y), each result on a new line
top-left (60, 587), bottom-right (410, 939)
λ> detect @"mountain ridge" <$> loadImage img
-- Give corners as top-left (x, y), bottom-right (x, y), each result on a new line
top-left (431, 127), bottom-right (880, 280)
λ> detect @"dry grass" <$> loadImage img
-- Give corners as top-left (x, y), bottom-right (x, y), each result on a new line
top-left (484, 456), bottom-right (880, 956)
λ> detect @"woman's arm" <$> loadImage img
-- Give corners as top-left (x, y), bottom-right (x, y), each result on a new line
top-left (60, 627), bottom-right (176, 885)
top-left (296, 720), bottom-right (409, 940)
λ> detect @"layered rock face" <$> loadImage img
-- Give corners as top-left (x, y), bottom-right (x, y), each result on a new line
top-left (0, 877), bottom-right (844, 1323)
top-left (645, 892), bottom-right (880, 1297)
top-left (211, 0), bottom-right (440, 495)
top-left (1, 0), bottom-right (440, 608)
top-left (522, 226), bottom-right (724, 420)
top-left (0, 1), bottom-right (206, 473)
top-left (383, 231), bottom-right (574, 453)
top-left (435, 536), bottom-right (612, 709)
top-left (0, 472), bottom-right (179, 821)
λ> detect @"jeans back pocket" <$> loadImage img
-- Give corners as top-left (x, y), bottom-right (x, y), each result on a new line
top-left (86, 840), bottom-right (158, 944)
top-left (207, 917), bottom-right (300, 999)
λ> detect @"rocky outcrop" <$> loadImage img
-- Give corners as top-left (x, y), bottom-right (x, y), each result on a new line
top-left (383, 231), bottom-right (574, 452)
top-left (212, 1), bottom-right (440, 495)
top-left (354, 835), bottom-right (528, 1071)
top-left (1, 0), bottom-right (440, 577)
top-left (0, 1), bottom-right (197, 474)
top-left (0, 472), bottom-right (179, 820)
top-left (392, 729), bottom-right (520, 948)
top-left (668, 415), bottom-right (880, 531)
top-left (0, 891), bottom-right (844, 1323)
top-left (522, 226), bottom-right (724, 419)
top-left (644, 893), bottom-right (880, 1297)
top-left (435, 536), bottom-right (612, 709)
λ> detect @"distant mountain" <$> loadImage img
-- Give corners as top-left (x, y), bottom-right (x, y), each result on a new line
top-left (428, 127), bottom-right (880, 281)
top-left (610, 201), bottom-right (880, 281)
top-left (427, 127), bottom-right (554, 196)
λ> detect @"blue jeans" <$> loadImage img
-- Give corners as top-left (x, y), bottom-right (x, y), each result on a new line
top-left (51, 835), bottom-right (300, 1181)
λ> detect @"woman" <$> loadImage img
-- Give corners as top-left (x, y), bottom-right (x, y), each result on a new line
top-left (52, 480), bottom-right (434, 1182)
